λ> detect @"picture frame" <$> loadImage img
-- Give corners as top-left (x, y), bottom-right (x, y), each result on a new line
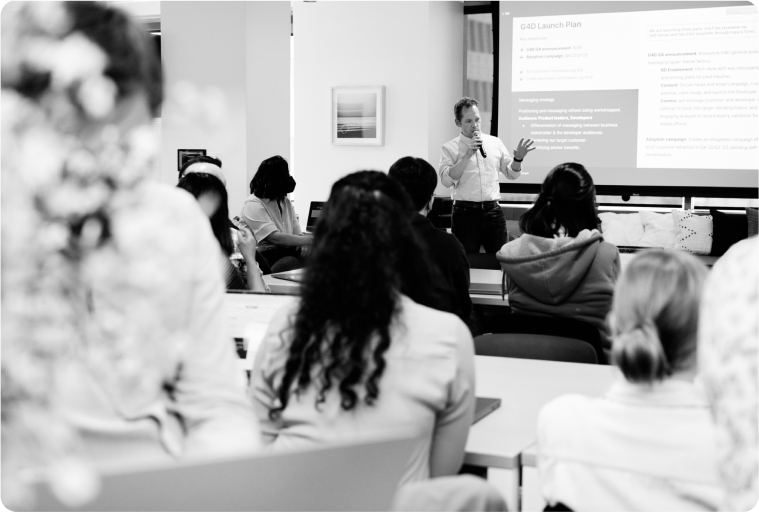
top-left (177, 149), bottom-right (206, 174)
top-left (332, 86), bottom-right (385, 146)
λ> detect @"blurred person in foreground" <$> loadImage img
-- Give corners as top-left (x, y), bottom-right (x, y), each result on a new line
top-left (698, 237), bottom-right (758, 511)
top-left (1, 2), bottom-right (259, 507)
top-left (249, 170), bottom-right (505, 510)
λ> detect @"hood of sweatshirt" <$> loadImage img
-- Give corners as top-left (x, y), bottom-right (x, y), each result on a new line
top-left (496, 229), bottom-right (603, 305)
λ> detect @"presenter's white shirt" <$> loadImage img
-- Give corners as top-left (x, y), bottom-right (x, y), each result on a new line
top-left (537, 378), bottom-right (721, 511)
top-left (439, 133), bottom-right (520, 202)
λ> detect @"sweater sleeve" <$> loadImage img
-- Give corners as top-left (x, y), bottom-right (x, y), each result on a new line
top-left (429, 319), bottom-right (476, 477)
top-left (248, 304), bottom-right (295, 444)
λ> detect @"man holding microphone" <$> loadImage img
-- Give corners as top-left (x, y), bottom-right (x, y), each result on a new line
top-left (440, 97), bottom-right (534, 253)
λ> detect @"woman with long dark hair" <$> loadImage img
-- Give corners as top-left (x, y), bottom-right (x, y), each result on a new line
top-left (177, 172), bottom-right (267, 292)
top-left (250, 171), bottom-right (475, 484)
top-left (496, 163), bottom-right (620, 346)
top-left (241, 156), bottom-right (312, 273)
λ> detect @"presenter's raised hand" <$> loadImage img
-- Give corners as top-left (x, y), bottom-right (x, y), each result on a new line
top-left (513, 138), bottom-right (535, 161)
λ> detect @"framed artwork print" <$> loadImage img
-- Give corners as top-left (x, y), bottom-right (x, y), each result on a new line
top-left (332, 86), bottom-right (385, 146)
top-left (177, 149), bottom-right (206, 174)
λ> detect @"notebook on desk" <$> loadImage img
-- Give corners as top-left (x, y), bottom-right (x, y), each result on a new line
top-left (31, 433), bottom-right (418, 511)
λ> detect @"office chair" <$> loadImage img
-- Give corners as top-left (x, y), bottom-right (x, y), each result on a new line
top-left (427, 197), bottom-right (453, 229)
top-left (474, 332), bottom-right (598, 364)
top-left (478, 314), bottom-right (605, 364)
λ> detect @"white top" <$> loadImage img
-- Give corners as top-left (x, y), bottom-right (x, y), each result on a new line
top-left (249, 295), bottom-right (475, 485)
top-left (538, 378), bottom-right (721, 511)
top-left (58, 183), bottom-right (261, 465)
top-left (439, 133), bottom-right (520, 202)
top-left (698, 237), bottom-right (758, 512)
top-left (240, 195), bottom-right (301, 252)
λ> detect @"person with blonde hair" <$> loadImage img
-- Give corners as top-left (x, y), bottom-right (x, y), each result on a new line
top-left (536, 250), bottom-right (721, 511)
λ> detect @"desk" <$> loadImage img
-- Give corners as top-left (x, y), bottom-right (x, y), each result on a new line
top-left (464, 356), bottom-right (616, 510)
top-left (519, 444), bottom-right (543, 512)
top-left (263, 269), bottom-right (511, 306)
top-left (263, 274), bottom-right (300, 295)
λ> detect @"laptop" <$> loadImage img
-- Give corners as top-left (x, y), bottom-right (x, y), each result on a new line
top-left (31, 433), bottom-right (418, 511)
top-left (305, 201), bottom-right (325, 233)
top-left (224, 291), bottom-right (298, 371)
top-left (473, 397), bottom-right (501, 424)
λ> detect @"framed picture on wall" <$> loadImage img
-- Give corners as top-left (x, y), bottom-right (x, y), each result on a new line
top-left (177, 149), bottom-right (206, 174)
top-left (332, 86), bottom-right (385, 146)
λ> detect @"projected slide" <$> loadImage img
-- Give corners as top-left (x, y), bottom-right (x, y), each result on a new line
top-left (500, 3), bottom-right (759, 188)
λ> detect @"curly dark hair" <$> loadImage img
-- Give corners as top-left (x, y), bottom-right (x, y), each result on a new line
top-left (249, 155), bottom-right (292, 200)
top-left (176, 173), bottom-right (233, 255)
top-left (270, 171), bottom-right (444, 419)
top-left (519, 162), bottom-right (598, 238)
top-left (454, 97), bottom-right (479, 122)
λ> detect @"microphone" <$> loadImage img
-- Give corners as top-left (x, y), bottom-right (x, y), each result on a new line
top-left (474, 131), bottom-right (487, 158)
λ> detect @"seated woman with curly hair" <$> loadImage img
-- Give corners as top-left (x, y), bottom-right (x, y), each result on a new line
top-left (241, 156), bottom-right (312, 273)
top-left (249, 171), bottom-right (476, 485)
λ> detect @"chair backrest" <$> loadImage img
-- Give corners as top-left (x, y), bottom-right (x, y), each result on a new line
top-left (31, 433), bottom-right (418, 511)
top-left (427, 197), bottom-right (453, 229)
top-left (466, 252), bottom-right (501, 270)
top-left (484, 314), bottom-right (605, 363)
top-left (474, 333), bottom-right (599, 364)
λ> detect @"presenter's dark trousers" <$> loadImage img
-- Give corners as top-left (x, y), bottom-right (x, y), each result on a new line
top-left (451, 200), bottom-right (507, 254)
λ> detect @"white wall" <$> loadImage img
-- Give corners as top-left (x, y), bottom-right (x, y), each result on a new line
top-left (428, 1), bottom-right (466, 196)
top-left (161, 2), bottom-right (247, 211)
top-left (246, 2), bottom-right (291, 187)
top-left (292, 1), bottom-right (463, 224)
top-left (161, 2), bottom-right (290, 216)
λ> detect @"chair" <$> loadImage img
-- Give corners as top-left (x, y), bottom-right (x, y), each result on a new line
top-left (427, 197), bottom-right (453, 229)
top-left (466, 253), bottom-right (501, 270)
top-left (474, 333), bottom-right (598, 364)
top-left (476, 314), bottom-right (605, 364)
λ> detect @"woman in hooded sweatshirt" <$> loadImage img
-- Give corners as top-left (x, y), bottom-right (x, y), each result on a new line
top-left (496, 163), bottom-right (620, 348)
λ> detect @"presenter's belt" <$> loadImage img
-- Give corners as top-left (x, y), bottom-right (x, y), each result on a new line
top-left (453, 200), bottom-right (500, 210)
